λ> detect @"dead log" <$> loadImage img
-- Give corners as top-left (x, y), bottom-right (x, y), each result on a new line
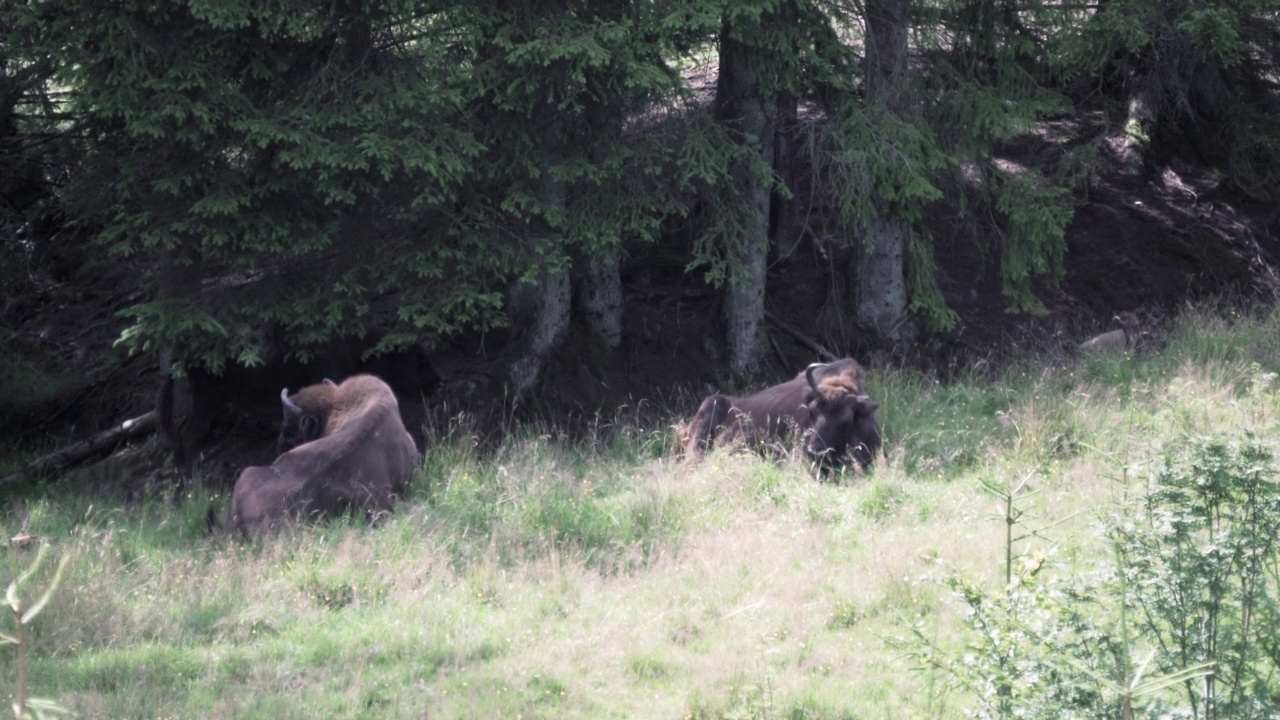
top-left (0, 411), bottom-right (157, 487)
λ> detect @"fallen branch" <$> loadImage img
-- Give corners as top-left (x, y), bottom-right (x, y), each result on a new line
top-left (764, 311), bottom-right (838, 362)
top-left (1, 410), bottom-right (157, 487)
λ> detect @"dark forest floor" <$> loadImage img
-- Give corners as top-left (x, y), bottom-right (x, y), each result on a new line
top-left (4, 117), bottom-right (1279, 492)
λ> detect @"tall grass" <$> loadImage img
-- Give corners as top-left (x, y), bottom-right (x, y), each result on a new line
top-left (4, 304), bottom-right (1280, 718)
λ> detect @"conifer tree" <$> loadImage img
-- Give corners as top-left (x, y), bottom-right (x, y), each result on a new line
top-left (28, 0), bottom-right (687, 397)
top-left (446, 0), bottom-right (686, 393)
top-left (1065, 0), bottom-right (1280, 198)
top-left (714, 5), bottom-right (776, 378)
top-left (857, 0), bottom-right (915, 341)
top-left (39, 0), bottom-right (482, 375)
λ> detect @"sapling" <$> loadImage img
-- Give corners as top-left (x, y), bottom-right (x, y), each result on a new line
top-left (2, 541), bottom-right (72, 719)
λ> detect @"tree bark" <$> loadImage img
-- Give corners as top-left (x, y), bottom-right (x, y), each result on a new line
top-left (1119, 74), bottom-right (1157, 177)
top-left (716, 18), bottom-right (775, 379)
top-left (154, 239), bottom-right (205, 478)
top-left (578, 243), bottom-right (623, 351)
top-left (859, 0), bottom-right (914, 342)
top-left (507, 130), bottom-right (572, 396)
top-left (770, 91), bottom-right (800, 265)
top-left (507, 266), bottom-right (571, 396)
top-left (856, 215), bottom-right (910, 339)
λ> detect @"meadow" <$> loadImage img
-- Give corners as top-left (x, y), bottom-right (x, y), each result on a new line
top-left (5, 304), bottom-right (1280, 719)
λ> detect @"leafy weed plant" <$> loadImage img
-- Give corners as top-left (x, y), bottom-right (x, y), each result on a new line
top-left (906, 434), bottom-right (1280, 719)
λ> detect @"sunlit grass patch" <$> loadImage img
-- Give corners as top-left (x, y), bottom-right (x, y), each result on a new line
top-left (874, 368), bottom-right (1010, 479)
top-left (626, 653), bottom-right (674, 682)
top-left (421, 430), bottom-right (686, 573)
top-left (827, 599), bottom-right (862, 630)
top-left (857, 478), bottom-right (906, 521)
top-left (1163, 304), bottom-right (1280, 371)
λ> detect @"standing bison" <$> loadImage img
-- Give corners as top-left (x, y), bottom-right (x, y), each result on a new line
top-left (226, 374), bottom-right (419, 536)
top-left (683, 358), bottom-right (882, 470)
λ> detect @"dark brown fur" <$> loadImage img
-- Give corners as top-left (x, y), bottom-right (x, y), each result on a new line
top-left (227, 374), bottom-right (420, 537)
top-left (683, 358), bottom-right (881, 470)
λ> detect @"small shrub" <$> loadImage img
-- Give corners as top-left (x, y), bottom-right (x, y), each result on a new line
top-left (1112, 434), bottom-right (1280, 718)
top-left (904, 434), bottom-right (1280, 719)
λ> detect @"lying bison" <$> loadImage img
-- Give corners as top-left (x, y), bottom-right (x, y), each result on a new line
top-left (683, 358), bottom-right (882, 470)
top-left (1078, 311), bottom-right (1142, 354)
top-left (223, 374), bottom-right (420, 536)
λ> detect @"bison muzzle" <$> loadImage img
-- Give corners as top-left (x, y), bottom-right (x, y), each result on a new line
top-left (226, 374), bottom-right (420, 536)
top-left (683, 358), bottom-right (882, 470)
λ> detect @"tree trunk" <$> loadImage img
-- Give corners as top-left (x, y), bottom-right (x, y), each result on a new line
top-left (770, 91), bottom-right (801, 265)
top-left (578, 243), bottom-right (623, 351)
top-left (859, 0), bottom-right (914, 342)
top-left (154, 240), bottom-right (205, 478)
top-left (725, 227), bottom-right (768, 380)
top-left (507, 130), bottom-right (572, 396)
top-left (507, 265), bottom-right (571, 396)
top-left (856, 215), bottom-right (909, 339)
top-left (1120, 74), bottom-right (1157, 177)
top-left (716, 18), bottom-right (774, 379)
top-left (1093, 0), bottom-right (1152, 177)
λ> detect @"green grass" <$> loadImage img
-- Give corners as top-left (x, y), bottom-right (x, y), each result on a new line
top-left (5, 304), bottom-right (1280, 718)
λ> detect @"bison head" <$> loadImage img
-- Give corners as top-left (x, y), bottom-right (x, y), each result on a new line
top-left (802, 365), bottom-right (882, 469)
top-left (278, 383), bottom-right (337, 452)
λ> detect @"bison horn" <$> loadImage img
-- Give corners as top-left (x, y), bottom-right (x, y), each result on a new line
top-left (805, 362), bottom-right (826, 394)
top-left (280, 388), bottom-right (304, 415)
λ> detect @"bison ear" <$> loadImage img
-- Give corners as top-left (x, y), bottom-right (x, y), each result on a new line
top-left (300, 415), bottom-right (321, 440)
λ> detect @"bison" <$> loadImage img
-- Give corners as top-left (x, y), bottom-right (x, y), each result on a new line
top-left (225, 374), bottom-right (420, 536)
top-left (1078, 311), bottom-right (1141, 354)
top-left (683, 358), bottom-right (882, 470)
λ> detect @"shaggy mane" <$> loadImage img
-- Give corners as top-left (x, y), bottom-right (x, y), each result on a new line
top-left (817, 375), bottom-right (859, 400)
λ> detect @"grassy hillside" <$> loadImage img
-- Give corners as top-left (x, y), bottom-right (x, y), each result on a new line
top-left (4, 305), bottom-right (1280, 719)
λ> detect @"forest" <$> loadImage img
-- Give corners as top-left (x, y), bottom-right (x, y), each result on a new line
top-left (4, 0), bottom-right (1279, 455)
top-left (5, 0), bottom-right (1280, 716)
